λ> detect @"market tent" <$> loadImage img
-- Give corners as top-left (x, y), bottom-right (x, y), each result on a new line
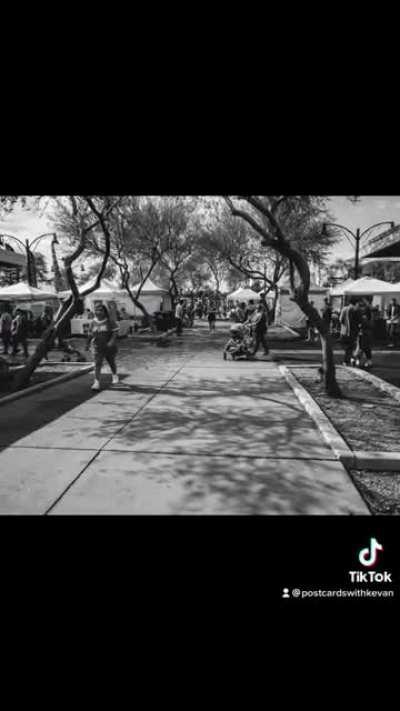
top-left (0, 282), bottom-right (58, 301)
top-left (329, 279), bottom-right (355, 297)
top-left (129, 278), bottom-right (168, 295)
top-left (343, 276), bottom-right (400, 295)
top-left (57, 278), bottom-right (121, 299)
top-left (228, 287), bottom-right (260, 302)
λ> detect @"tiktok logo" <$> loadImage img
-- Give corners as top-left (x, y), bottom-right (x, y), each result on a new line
top-left (358, 538), bottom-right (384, 568)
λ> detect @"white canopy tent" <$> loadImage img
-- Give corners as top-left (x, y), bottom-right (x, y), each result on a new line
top-left (0, 282), bottom-right (58, 302)
top-left (228, 287), bottom-right (261, 302)
top-left (343, 276), bottom-right (400, 295)
top-left (330, 276), bottom-right (400, 316)
top-left (57, 278), bottom-right (121, 299)
top-left (128, 278), bottom-right (171, 317)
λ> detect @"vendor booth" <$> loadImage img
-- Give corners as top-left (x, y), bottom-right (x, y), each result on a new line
top-left (331, 276), bottom-right (400, 313)
top-left (58, 277), bottom-right (172, 335)
top-left (0, 282), bottom-right (59, 319)
top-left (58, 279), bottom-right (133, 337)
top-left (128, 278), bottom-right (171, 318)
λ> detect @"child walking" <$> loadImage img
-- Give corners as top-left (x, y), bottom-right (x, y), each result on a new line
top-left (86, 304), bottom-right (120, 390)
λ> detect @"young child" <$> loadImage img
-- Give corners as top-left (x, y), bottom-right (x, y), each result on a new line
top-left (352, 314), bottom-right (373, 369)
top-left (223, 325), bottom-right (250, 360)
top-left (86, 304), bottom-right (120, 390)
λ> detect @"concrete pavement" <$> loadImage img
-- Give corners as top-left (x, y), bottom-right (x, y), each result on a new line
top-left (0, 327), bottom-right (370, 514)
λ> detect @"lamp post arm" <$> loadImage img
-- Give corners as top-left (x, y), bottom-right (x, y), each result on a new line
top-left (324, 222), bottom-right (357, 242)
top-left (360, 222), bottom-right (396, 240)
top-left (30, 233), bottom-right (57, 252)
top-left (0, 233), bottom-right (26, 252)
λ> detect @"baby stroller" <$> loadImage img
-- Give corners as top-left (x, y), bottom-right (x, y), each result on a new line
top-left (223, 323), bottom-right (256, 361)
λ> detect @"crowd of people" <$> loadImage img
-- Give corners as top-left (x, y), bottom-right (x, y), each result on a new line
top-left (304, 296), bottom-right (400, 369)
top-left (0, 305), bottom-right (56, 358)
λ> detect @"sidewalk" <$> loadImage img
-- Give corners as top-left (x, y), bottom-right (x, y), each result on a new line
top-left (0, 347), bottom-right (369, 514)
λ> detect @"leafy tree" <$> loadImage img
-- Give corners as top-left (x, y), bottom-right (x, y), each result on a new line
top-left (15, 196), bottom-right (122, 389)
top-left (223, 196), bottom-right (341, 396)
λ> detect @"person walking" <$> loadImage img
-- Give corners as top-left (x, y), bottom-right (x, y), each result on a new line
top-left (339, 298), bottom-right (361, 365)
top-left (86, 304), bottom-right (120, 391)
top-left (175, 299), bottom-right (184, 337)
top-left (386, 297), bottom-right (400, 347)
top-left (0, 308), bottom-right (12, 355)
top-left (11, 308), bottom-right (29, 358)
top-left (208, 302), bottom-right (217, 332)
top-left (353, 313), bottom-right (373, 369)
top-left (251, 302), bottom-right (269, 356)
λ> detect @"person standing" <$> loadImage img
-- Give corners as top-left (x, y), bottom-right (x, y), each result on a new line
top-left (321, 298), bottom-right (332, 333)
top-left (339, 298), bottom-right (361, 365)
top-left (86, 304), bottom-right (120, 391)
top-left (387, 297), bottom-right (400, 347)
top-left (305, 301), bottom-right (317, 343)
top-left (251, 302), bottom-right (269, 356)
top-left (11, 308), bottom-right (29, 358)
top-left (175, 299), bottom-right (184, 336)
top-left (245, 299), bottom-right (256, 321)
top-left (208, 302), bottom-right (217, 333)
top-left (0, 308), bottom-right (12, 355)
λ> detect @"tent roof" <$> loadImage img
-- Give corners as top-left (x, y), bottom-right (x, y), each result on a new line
top-left (329, 278), bottom-right (355, 296)
top-left (129, 278), bottom-right (168, 294)
top-left (228, 287), bottom-right (260, 301)
top-left (0, 282), bottom-right (58, 301)
top-left (343, 276), bottom-right (400, 295)
top-left (57, 279), bottom-right (122, 299)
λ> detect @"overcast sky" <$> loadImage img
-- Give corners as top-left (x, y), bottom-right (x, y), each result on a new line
top-left (1, 196), bottom-right (400, 266)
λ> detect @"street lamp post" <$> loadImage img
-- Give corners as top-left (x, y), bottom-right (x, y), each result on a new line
top-left (0, 232), bottom-right (58, 287)
top-left (323, 221), bottom-right (396, 280)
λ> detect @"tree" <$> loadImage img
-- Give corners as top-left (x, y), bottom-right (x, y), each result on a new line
top-left (223, 196), bottom-right (341, 397)
top-left (15, 196), bottom-right (122, 389)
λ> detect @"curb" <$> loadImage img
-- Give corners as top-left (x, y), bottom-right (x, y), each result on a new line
top-left (0, 365), bottom-right (94, 407)
top-left (278, 365), bottom-right (355, 466)
top-left (348, 366), bottom-right (400, 405)
top-left (279, 365), bottom-right (400, 472)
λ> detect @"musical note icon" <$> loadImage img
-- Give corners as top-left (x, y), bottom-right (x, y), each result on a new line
top-left (358, 538), bottom-right (383, 567)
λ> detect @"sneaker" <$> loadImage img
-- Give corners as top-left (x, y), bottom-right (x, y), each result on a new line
top-left (112, 374), bottom-right (120, 385)
top-left (91, 380), bottom-right (100, 391)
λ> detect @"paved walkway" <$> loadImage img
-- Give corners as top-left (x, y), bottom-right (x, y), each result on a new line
top-left (0, 327), bottom-right (369, 514)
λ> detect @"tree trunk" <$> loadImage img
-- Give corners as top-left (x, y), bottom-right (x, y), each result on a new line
top-left (297, 298), bottom-right (341, 397)
top-left (319, 330), bottom-right (341, 397)
top-left (271, 287), bottom-right (279, 323)
top-left (14, 298), bottom-right (77, 390)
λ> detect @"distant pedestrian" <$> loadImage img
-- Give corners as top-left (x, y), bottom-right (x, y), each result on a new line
top-left (305, 301), bottom-right (318, 343)
top-left (339, 298), bottom-right (361, 365)
top-left (251, 302), bottom-right (269, 356)
top-left (208, 303), bottom-right (217, 332)
top-left (11, 308), bottom-right (29, 358)
top-left (321, 298), bottom-right (332, 330)
top-left (175, 299), bottom-right (184, 336)
top-left (0, 309), bottom-right (12, 355)
top-left (245, 299), bottom-right (257, 321)
top-left (353, 313), bottom-right (373, 369)
top-left (387, 297), bottom-right (400, 347)
top-left (86, 304), bottom-right (120, 391)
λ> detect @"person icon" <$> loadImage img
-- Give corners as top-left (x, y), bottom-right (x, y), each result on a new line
top-left (282, 588), bottom-right (290, 599)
